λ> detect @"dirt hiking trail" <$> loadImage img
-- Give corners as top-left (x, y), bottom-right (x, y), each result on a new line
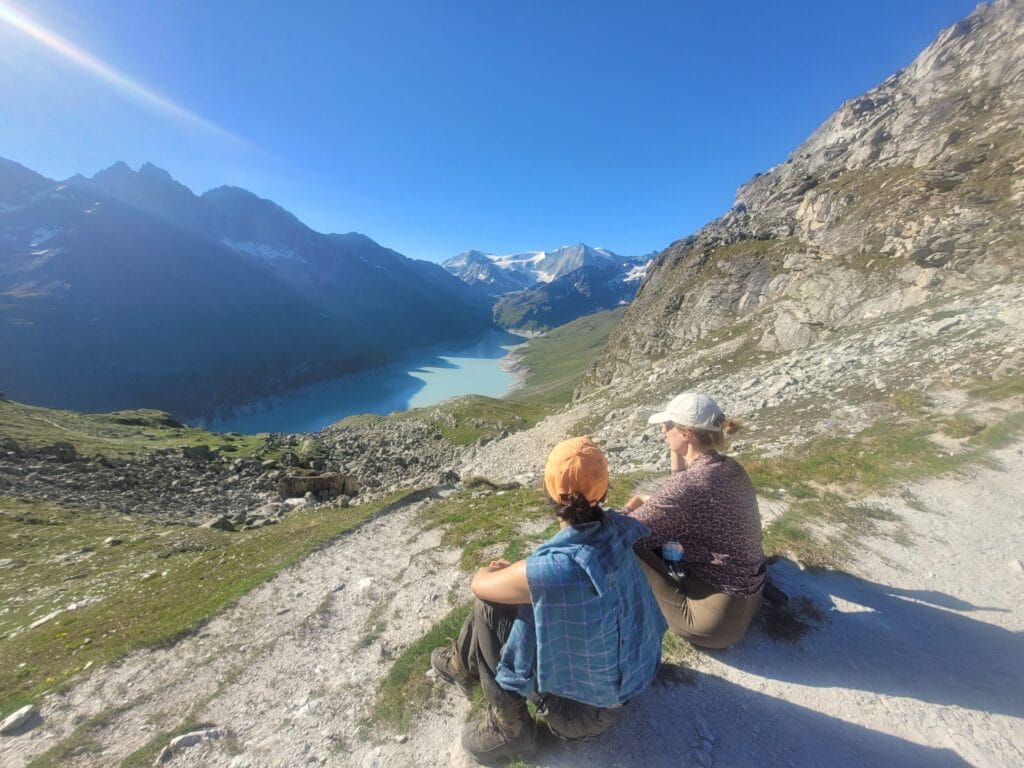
top-left (3, 447), bottom-right (1023, 768)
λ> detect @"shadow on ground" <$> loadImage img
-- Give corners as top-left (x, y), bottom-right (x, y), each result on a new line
top-left (724, 557), bottom-right (1024, 719)
top-left (543, 669), bottom-right (970, 768)
top-left (538, 557), bottom-right (1019, 766)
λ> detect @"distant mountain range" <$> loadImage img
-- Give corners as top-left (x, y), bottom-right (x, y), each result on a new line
top-left (442, 244), bottom-right (652, 331)
top-left (0, 158), bottom-right (491, 420)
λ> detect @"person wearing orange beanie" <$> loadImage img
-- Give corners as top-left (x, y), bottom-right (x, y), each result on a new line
top-left (431, 437), bottom-right (667, 764)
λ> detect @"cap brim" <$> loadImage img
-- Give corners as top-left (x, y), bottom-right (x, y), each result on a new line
top-left (647, 411), bottom-right (671, 425)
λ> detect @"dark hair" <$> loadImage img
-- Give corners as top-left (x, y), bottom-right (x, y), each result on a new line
top-left (548, 490), bottom-right (606, 526)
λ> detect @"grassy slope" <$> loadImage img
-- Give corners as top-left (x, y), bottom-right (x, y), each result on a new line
top-left (334, 395), bottom-right (551, 447)
top-left (0, 308), bottom-right (624, 725)
top-left (508, 308), bottom-right (623, 405)
top-left (750, 397), bottom-right (1024, 568)
top-left (0, 399), bottom-right (268, 458)
top-left (0, 491), bottom-right (411, 718)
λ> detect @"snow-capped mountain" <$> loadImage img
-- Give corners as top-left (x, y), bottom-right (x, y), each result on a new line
top-left (441, 250), bottom-right (536, 294)
top-left (442, 243), bottom-right (655, 331)
top-left (493, 264), bottom-right (642, 332)
top-left (442, 243), bottom-right (652, 297)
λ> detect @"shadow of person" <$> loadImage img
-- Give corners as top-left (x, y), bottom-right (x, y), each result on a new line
top-left (712, 557), bottom-right (1024, 719)
top-left (540, 668), bottom-right (971, 768)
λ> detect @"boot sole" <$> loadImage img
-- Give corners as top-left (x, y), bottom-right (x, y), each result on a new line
top-left (463, 723), bottom-right (537, 765)
top-left (464, 737), bottom-right (537, 765)
top-left (430, 650), bottom-right (475, 696)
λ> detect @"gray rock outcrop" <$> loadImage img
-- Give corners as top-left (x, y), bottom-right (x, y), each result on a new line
top-left (277, 472), bottom-right (360, 500)
top-left (581, 0), bottom-right (1024, 393)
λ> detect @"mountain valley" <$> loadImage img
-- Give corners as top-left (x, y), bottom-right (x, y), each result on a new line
top-left (2, 1), bottom-right (1023, 766)
top-left (0, 160), bottom-right (491, 422)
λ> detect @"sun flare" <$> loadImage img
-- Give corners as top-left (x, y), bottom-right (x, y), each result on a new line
top-left (0, 0), bottom-right (243, 144)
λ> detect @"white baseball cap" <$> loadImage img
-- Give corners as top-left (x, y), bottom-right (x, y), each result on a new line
top-left (647, 392), bottom-right (725, 431)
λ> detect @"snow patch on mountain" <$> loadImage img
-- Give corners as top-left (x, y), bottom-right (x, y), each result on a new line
top-left (221, 238), bottom-right (298, 263)
top-left (30, 227), bottom-right (60, 246)
top-left (623, 261), bottom-right (651, 283)
top-left (444, 244), bottom-right (647, 290)
top-left (491, 251), bottom-right (545, 273)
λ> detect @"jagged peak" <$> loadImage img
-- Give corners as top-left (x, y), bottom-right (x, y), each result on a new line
top-left (202, 184), bottom-right (261, 202)
top-left (94, 160), bottom-right (132, 178)
top-left (202, 185), bottom-right (296, 217)
top-left (138, 162), bottom-right (175, 183)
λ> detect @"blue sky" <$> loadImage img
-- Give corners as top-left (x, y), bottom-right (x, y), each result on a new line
top-left (0, 0), bottom-right (978, 262)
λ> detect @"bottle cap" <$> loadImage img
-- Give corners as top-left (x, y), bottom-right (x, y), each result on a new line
top-left (663, 541), bottom-right (683, 562)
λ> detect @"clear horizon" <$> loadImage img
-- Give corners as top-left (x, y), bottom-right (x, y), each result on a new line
top-left (0, 0), bottom-right (979, 262)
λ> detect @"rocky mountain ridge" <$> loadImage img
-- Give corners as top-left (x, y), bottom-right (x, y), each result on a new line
top-left (0, 159), bottom-right (491, 420)
top-left (461, 0), bottom-right (1024, 481)
top-left (445, 242), bottom-right (651, 329)
top-left (443, 242), bottom-right (646, 290)
top-left (570, 0), bottom-right (1022, 435)
top-left (492, 263), bottom-right (640, 332)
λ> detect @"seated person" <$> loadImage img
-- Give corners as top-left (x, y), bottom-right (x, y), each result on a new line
top-left (432, 437), bottom-right (667, 764)
top-left (625, 392), bottom-right (766, 649)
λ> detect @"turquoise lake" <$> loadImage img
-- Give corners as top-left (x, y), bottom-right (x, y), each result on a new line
top-left (208, 330), bottom-right (525, 434)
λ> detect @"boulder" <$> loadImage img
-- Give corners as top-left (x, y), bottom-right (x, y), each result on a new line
top-left (0, 704), bottom-right (37, 735)
top-left (201, 515), bottom-right (236, 532)
top-left (42, 442), bottom-right (78, 463)
top-left (182, 445), bottom-right (216, 461)
top-left (277, 473), bottom-right (360, 500)
top-left (157, 727), bottom-right (226, 763)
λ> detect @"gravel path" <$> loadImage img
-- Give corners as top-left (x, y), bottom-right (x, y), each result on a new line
top-left (3, 447), bottom-right (1022, 767)
top-left (0, 494), bottom-right (469, 768)
top-left (424, 444), bottom-right (1024, 768)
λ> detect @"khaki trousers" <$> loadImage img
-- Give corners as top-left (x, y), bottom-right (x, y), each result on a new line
top-left (636, 549), bottom-right (761, 649)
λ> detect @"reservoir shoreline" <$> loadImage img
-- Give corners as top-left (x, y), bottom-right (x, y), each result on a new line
top-left (203, 329), bottom-right (527, 435)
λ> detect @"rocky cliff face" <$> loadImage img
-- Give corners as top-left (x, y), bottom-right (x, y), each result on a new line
top-left (581, 0), bottom-right (1023, 394)
top-left (492, 264), bottom-right (638, 332)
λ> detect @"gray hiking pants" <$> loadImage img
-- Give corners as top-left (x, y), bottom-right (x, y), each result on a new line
top-left (455, 598), bottom-right (620, 741)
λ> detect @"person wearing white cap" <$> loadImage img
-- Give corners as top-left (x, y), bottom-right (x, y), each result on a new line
top-left (623, 391), bottom-right (766, 648)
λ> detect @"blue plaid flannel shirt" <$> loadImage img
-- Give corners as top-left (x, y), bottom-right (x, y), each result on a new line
top-left (495, 511), bottom-right (667, 708)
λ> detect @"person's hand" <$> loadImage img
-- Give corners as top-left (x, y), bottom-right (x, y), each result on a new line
top-left (623, 494), bottom-right (648, 512)
top-left (487, 559), bottom-right (511, 571)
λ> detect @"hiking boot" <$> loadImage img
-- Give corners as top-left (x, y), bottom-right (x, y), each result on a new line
top-left (461, 702), bottom-right (537, 765)
top-left (430, 642), bottom-right (474, 695)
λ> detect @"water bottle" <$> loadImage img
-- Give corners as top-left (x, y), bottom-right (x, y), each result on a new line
top-left (662, 541), bottom-right (685, 580)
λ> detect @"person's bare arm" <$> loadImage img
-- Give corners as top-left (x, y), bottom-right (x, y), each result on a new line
top-left (670, 449), bottom-right (687, 473)
top-left (470, 559), bottom-right (531, 605)
top-left (623, 494), bottom-right (648, 512)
